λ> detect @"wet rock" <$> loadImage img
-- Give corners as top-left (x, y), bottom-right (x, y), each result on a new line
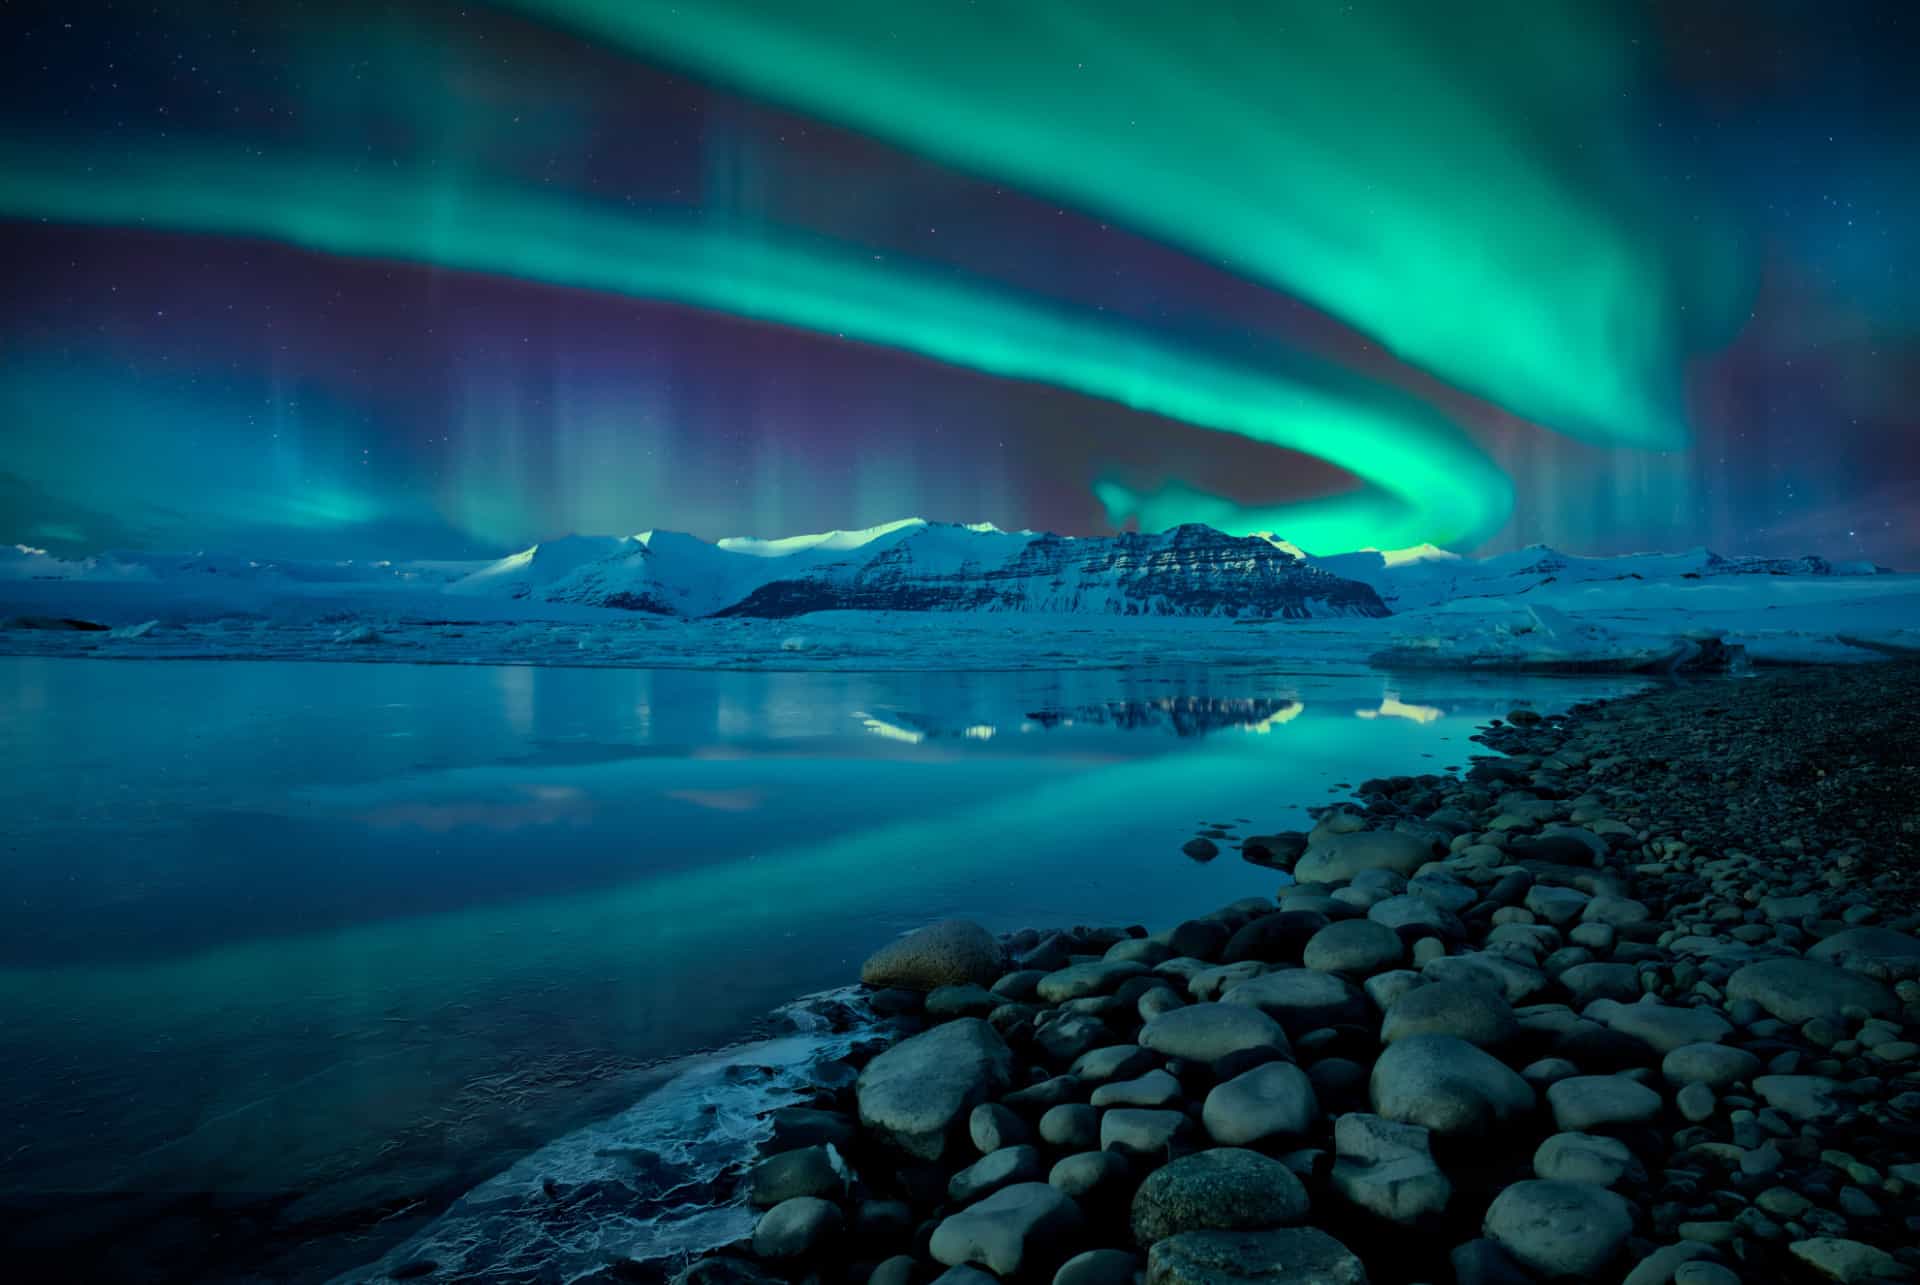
top-left (1222, 912), bottom-right (1329, 965)
top-left (1141, 1003), bottom-right (1290, 1062)
top-left (752, 1196), bottom-right (844, 1260)
top-left (1589, 1000), bottom-right (1733, 1054)
top-left (1218, 969), bottom-right (1367, 1036)
top-left (950, 1145), bottom-right (1046, 1204)
top-left (1144, 1227), bottom-right (1367, 1285)
top-left (1807, 926), bottom-right (1920, 981)
top-left (928, 984), bottom-right (1003, 1019)
top-left (1049, 1149), bottom-right (1131, 1201)
top-left (1560, 962), bottom-right (1642, 1006)
top-left (1294, 831), bottom-right (1436, 883)
top-left (1330, 1112), bottom-right (1451, 1225)
top-left (863, 920), bottom-right (1004, 991)
top-left (1055, 1248), bottom-right (1144, 1285)
top-left (971, 1102), bottom-right (1032, 1154)
top-left (1184, 837), bottom-right (1222, 861)
top-left (1202, 1062), bottom-right (1318, 1147)
top-left (857, 1018), bottom-right (1014, 1161)
top-left (1661, 1043), bottom-right (1760, 1090)
top-left (930, 1183), bottom-right (1087, 1276)
top-left (1751, 1074), bottom-right (1845, 1122)
top-left (1091, 1063), bottom-right (1183, 1107)
top-left (1302, 920), bottom-right (1404, 976)
top-left (1726, 959), bottom-right (1897, 1024)
top-left (748, 1145), bottom-right (848, 1206)
top-left (1380, 980), bottom-right (1517, 1048)
top-left (1368, 894), bottom-right (1465, 943)
top-left (1483, 1179), bottom-right (1632, 1279)
top-left (1131, 1147), bottom-right (1310, 1245)
top-left (1100, 1108), bottom-right (1193, 1159)
top-left (1788, 1237), bottom-right (1901, 1283)
top-left (1041, 1104), bottom-right (1101, 1151)
top-left (1532, 1131), bottom-right (1644, 1188)
top-left (1547, 1075), bottom-right (1663, 1132)
top-left (1370, 1034), bottom-right (1535, 1138)
top-left (1040, 961), bottom-right (1152, 1005)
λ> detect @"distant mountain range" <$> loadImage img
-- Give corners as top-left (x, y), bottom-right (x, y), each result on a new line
top-left (2, 520), bottom-right (1890, 621)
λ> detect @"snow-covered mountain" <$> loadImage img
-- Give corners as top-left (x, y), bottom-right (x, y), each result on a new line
top-left (448, 520), bottom-right (1391, 620)
top-left (1324, 542), bottom-right (1888, 610)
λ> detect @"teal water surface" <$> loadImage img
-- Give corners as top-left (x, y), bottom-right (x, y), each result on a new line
top-left (0, 657), bottom-right (1644, 1280)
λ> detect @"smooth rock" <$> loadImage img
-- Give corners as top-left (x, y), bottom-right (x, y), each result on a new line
top-left (1144, 1228), bottom-right (1367, 1285)
top-left (1726, 959), bottom-right (1897, 1024)
top-left (1788, 1237), bottom-right (1901, 1283)
top-left (1049, 1150), bottom-right (1131, 1201)
top-left (1751, 1074), bottom-right (1845, 1122)
top-left (1141, 1003), bottom-right (1290, 1063)
top-left (1092, 1069), bottom-right (1185, 1109)
top-left (1483, 1179), bottom-right (1632, 1279)
top-left (857, 1019), bottom-right (1014, 1161)
top-left (950, 1145), bottom-right (1046, 1203)
top-left (752, 1196), bottom-right (844, 1259)
top-left (1055, 1249), bottom-right (1144, 1285)
top-left (1532, 1131), bottom-right (1644, 1188)
top-left (1662, 1043), bottom-right (1761, 1090)
top-left (1370, 1034), bottom-right (1535, 1138)
top-left (1219, 969), bottom-right (1368, 1036)
top-left (1547, 1075), bottom-right (1663, 1132)
top-left (1293, 830), bottom-right (1436, 884)
top-left (1590, 1000), bottom-right (1733, 1054)
top-left (1040, 961), bottom-right (1152, 1005)
top-left (971, 1103), bottom-right (1032, 1154)
top-left (930, 1183), bottom-right (1086, 1277)
top-left (1303, 919), bottom-right (1405, 976)
top-left (1807, 926), bottom-right (1920, 981)
top-left (1380, 980), bottom-right (1516, 1048)
top-left (863, 920), bottom-right (1004, 991)
top-left (1131, 1148), bottom-right (1310, 1245)
top-left (1101, 1108), bottom-right (1191, 1159)
top-left (1202, 1062), bottom-right (1319, 1147)
top-left (1041, 1104), bottom-right (1102, 1151)
top-left (1330, 1113), bottom-right (1451, 1224)
top-left (748, 1145), bottom-right (848, 1206)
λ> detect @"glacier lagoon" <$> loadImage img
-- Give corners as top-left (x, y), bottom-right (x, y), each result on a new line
top-left (0, 656), bottom-right (1650, 1280)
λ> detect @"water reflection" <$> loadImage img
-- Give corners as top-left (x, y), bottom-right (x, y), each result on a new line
top-left (1355, 693), bottom-right (1445, 724)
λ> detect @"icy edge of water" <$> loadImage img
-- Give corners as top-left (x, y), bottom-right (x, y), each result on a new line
top-left (337, 988), bottom-right (877, 1285)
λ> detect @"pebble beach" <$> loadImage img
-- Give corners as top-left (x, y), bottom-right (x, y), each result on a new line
top-left (659, 661), bottom-right (1920, 1285)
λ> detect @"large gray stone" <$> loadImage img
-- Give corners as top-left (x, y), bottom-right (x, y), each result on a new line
top-left (1546, 1075), bottom-right (1662, 1132)
top-left (752, 1196), bottom-right (844, 1259)
top-left (1049, 1150), bottom-right (1131, 1201)
top-left (1092, 1068), bottom-right (1185, 1109)
top-left (1330, 1113), bottom-right (1451, 1225)
top-left (1101, 1108), bottom-right (1192, 1159)
top-left (1532, 1132), bottom-right (1644, 1188)
top-left (1588, 999), bottom-right (1733, 1054)
top-left (1218, 969), bottom-right (1368, 1035)
top-left (857, 1018), bottom-right (1014, 1160)
top-left (1368, 894), bottom-right (1464, 941)
top-left (1039, 960), bottom-right (1152, 1005)
top-left (930, 1182), bottom-right (1086, 1277)
top-left (1380, 980), bottom-right (1516, 1048)
top-left (862, 920), bottom-right (1004, 991)
top-left (1055, 1249), bottom-right (1145, 1285)
top-left (1661, 1043), bottom-right (1761, 1090)
top-left (1369, 1033), bottom-right (1535, 1138)
top-left (1483, 1180), bottom-right (1632, 1279)
top-left (1130, 1148), bottom-right (1310, 1245)
top-left (949, 1145), bottom-right (1046, 1204)
top-left (1145, 1228), bottom-right (1367, 1285)
top-left (1141, 1003), bottom-right (1290, 1062)
top-left (1293, 830), bottom-right (1436, 884)
top-left (1559, 963), bottom-right (1642, 1006)
top-left (1788, 1236), bottom-right (1902, 1283)
top-left (748, 1145), bottom-right (848, 1206)
top-left (1726, 958), bottom-right (1897, 1024)
top-left (1751, 1074), bottom-right (1846, 1122)
top-left (1807, 926), bottom-right (1920, 981)
top-left (1303, 919), bottom-right (1404, 976)
top-left (1202, 1062), bottom-right (1319, 1147)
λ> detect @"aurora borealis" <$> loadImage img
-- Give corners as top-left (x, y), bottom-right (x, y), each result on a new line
top-left (2, 0), bottom-right (1916, 563)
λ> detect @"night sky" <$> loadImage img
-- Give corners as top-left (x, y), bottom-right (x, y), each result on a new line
top-left (2, 0), bottom-right (1915, 563)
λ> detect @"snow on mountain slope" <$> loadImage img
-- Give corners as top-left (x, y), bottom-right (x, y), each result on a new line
top-left (715, 522), bottom-right (1391, 619)
top-left (446, 534), bottom-right (635, 600)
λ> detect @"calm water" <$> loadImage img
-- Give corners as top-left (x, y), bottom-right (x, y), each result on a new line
top-left (0, 657), bottom-right (1645, 1281)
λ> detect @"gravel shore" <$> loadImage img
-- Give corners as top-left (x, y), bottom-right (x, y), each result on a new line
top-left (667, 662), bottom-right (1920, 1285)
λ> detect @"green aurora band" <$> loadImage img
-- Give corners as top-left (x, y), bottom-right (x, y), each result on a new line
top-left (509, 0), bottom-right (1745, 451)
top-left (0, 139), bottom-right (1511, 552)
